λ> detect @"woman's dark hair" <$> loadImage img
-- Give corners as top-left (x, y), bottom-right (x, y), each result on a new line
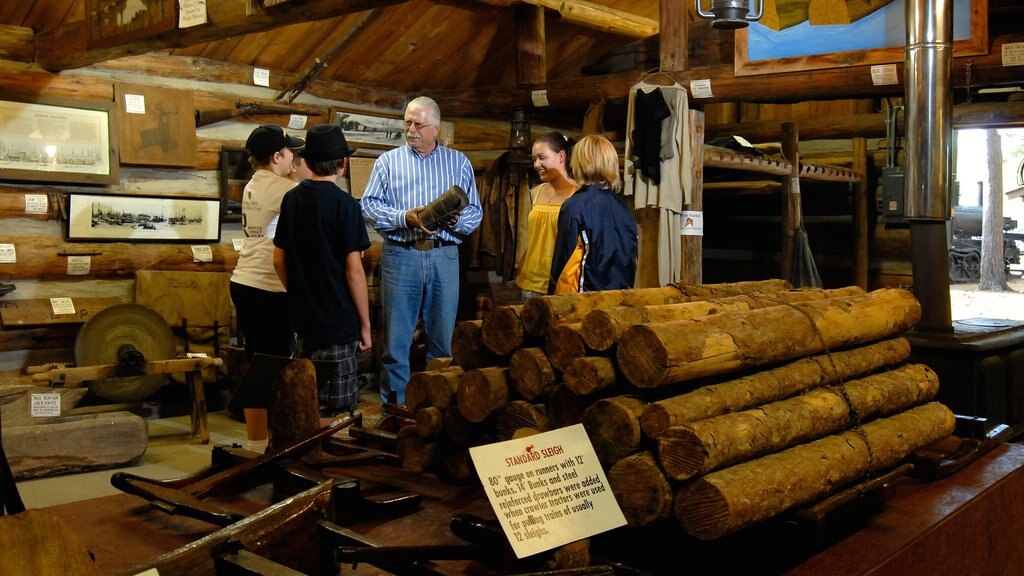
top-left (534, 132), bottom-right (575, 178)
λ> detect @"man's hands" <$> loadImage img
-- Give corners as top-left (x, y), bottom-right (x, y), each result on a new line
top-left (406, 206), bottom-right (461, 233)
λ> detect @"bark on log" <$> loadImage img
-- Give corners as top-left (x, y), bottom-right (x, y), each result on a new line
top-left (640, 337), bottom-right (912, 438)
top-left (546, 323), bottom-right (589, 372)
top-left (0, 386), bottom-right (89, 427)
top-left (458, 367), bottom-right (511, 423)
top-left (582, 395), bottom-right (648, 464)
top-left (268, 358), bottom-right (320, 454)
top-left (509, 347), bottom-right (557, 401)
top-left (521, 280), bottom-right (792, 337)
top-left (546, 384), bottom-right (589, 429)
top-left (481, 305), bottom-right (527, 356)
top-left (658, 363), bottom-right (940, 480)
top-left (608, 451), bottom-right (674, 527)
top-left (618, 288), bottom-right (921, 389)
top-left (563, 357), bottom-right (618, 396)
top-left (405, 367), bottom-right (464, 412)
top-left (675, 402), bottom-right (955, 540)
top-left (582, 287), bottom-right (865, 352)
top-left (495, 400), bottom-right (550, 441)
top-left (452, 320), bottom-right (498, 370)
top-left (5, 411), bottom-right (148, 479)
top-left (415, 406), bottom-right (445, 438)
top-left (397, 425), bottom-right (440, 473)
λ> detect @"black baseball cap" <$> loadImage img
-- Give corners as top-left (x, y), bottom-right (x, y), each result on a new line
top-left (246, 125), bottom-right (304, 158)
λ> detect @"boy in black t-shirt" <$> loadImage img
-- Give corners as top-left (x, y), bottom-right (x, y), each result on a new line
top-left (273, 124), bottom-right (371, 420)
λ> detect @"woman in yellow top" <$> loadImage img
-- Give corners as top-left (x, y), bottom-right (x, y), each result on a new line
top-left (515, 132), bottom-right (577, 301)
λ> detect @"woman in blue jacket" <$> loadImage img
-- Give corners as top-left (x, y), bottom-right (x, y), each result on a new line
top-left (549, 134), bottom-right (638, 294)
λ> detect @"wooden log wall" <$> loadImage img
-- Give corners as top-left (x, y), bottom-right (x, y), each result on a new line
top-left (397, 283), bottom-right (955, 540)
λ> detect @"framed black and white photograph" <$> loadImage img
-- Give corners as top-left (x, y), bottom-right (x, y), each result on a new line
top-left (67, 193), bottom-right (221, 243)
top-left (330, 107), bottom-right (455, 149)
top-left (0, 98), bottom-right (119, 185)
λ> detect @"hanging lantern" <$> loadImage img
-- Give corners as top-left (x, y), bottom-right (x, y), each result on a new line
top-left (508, 108), bottom-right (532, 164)
top-left (695, 0), bottom-right (764, 29)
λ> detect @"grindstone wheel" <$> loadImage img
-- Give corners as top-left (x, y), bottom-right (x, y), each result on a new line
top-left (74, 303), bottom-right (177, 402)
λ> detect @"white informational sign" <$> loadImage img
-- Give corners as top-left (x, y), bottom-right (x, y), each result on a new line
top-left (681, 210), bottom-right (704, 236)
top-left (531, 89), bottom-right (550, 108)
top-left (179, 0), bottom-right (208, 28)
top-left (191, 245), bottom-right (214, 262)
top-left (124, 94), bottom-right (146, 114)
top-left (253, 68), bottom-right (271, 87)
top-left (870, 64), bottom-right (899, 86)
top-left (50, 297), bottom-right (76, 315)
top-left (31, 393), bottom-right (61, 417)
top-left (186, 352), bottom-right (209, 358)
top-left (232, 238), bottom-right (245, 251)
top-left (24, 194), bottom-right (48, 214)
top-left (67, 255), bottom-right (91, 275)
top-left (287, 114), bottom-right (307, 130)
top-left (469, 424), bottom-right (626, 559)
top-left (689, 79), bottom-right (713, 99)
top-left (1003, 42), bottom-right (1024, 67)
top-left (0, 243), bottom-right (16, 263)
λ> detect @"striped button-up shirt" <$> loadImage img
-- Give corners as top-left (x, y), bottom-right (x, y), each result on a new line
top-left (361, 143), bottom-right (483, 243)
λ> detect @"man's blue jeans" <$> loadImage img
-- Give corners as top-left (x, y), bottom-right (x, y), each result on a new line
top-left (379, 241), bottom-right (460, 404)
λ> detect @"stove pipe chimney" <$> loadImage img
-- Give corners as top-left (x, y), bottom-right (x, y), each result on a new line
top-left (905, 0), bottom-right (954, 333)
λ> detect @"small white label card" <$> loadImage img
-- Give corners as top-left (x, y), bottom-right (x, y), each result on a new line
top-left (0, 243), bottom-right (16, 263)
top-left (469, 424), bottom-right (626, 559)
top-left (24, 193), bottom-right (48, 214)
top-left (67, 255), bottom-right (91, 275)
top-left (531, 89), bottom-right (550, 108)
top-left (681, 210), bottom-right (704, 236)
top-left (31, 393), bottom-right (62, 417)
top-left (133, 569), bottom-right (161, 576)
top-left (124, 94), bottom-right (146, 114)
top-left (191, 245), bottom-right (214, 262)
top-left (253, 67), bottom-right (271, 87)
top-left (50, 297), bottom-right (76, 315)
top-left (287, 114), bottom-right (307, 130)
top-left (232, 238), bottom-right (245, 251)
top-left (870, 64), bottom-right (899, 86)
top-left (1003, 42), bottom-right (1024, 67)
top-left (689, 79), bottom-right (714, 99)
top-left (179, 0), bottom-right (208, 28)
top-left (186, 352), bottom-right (209, 358)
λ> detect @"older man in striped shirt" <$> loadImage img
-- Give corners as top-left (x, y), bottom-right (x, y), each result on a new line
top-left (361, 96), bottom-right (483, 406)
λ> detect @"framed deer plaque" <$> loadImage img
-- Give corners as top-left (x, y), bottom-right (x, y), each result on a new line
top-left (115, 83), bottom-right (197, 167)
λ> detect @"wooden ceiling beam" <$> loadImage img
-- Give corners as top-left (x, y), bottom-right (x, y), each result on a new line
top-left (432, 33), bottom-right (1024, 118)
top-left (35, 0), bottom-right (408, 72)
top-left (477, 0), bottom-right (657, 38)
top-left (516, 4), bottom-right (546, 85)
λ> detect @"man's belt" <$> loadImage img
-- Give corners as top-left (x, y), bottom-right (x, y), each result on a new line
top-left (388, 238), bottom-right (459, 251)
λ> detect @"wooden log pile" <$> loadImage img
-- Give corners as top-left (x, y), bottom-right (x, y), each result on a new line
top-left (397, 281), bottom-right (956, 541)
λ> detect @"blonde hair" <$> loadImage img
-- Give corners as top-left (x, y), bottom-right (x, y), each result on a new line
top-left (569, 134), bottom-right (621, 192)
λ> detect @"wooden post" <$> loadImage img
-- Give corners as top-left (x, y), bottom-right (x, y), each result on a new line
top-left (852, 137), bottom-right (869, 289)
top-left (515, 4), bottom-right (546, 85)
top-left (780, 121), bottom-right (799, 280)
top-left (680, 109), bottom-right (704, 284)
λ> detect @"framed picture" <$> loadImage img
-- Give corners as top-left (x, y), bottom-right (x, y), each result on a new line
top-left (734, 0), bottom-right (987, 76)
top-left (67, 193), bottom-right (221, 243)
top-left (0, 98), bottom-right (119, 185)
top-left (87, 0), bottom-right (177, 49)
top-left (115, 83), bottom-right (198, 167)
top-left (220, 147), bottom-right (254, 223)
top-left (330, 108), bottom-right (456, 149)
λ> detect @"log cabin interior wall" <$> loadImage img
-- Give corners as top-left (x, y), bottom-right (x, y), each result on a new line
top-left (0, 1), bottom-right (1023, 391)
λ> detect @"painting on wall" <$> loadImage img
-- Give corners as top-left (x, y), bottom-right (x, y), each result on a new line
top-left (734, 0), bottom-right (987, 76)
top-left (115, 83), bottom-right (197, 167)
top-left (87, 0), bottom-right (178, 49)
top-left (0, 98), bottom-right (119, 185)
top-left (67, 193), bottom-right (221, 243)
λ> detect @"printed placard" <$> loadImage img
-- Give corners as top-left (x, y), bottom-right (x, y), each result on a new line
top-left (179, 0), bottom-right (208, 28)
top-left (67, 255), bottom-right (91, 275)
top-left (0, 243), bottom-right (15, 263)
top-left (31, 393), bottom-right (61, 417)
top-left (50, 297), bottom-right (76, 315)
top-left (24, 194), bottom-right (48, 214)
top-left (232, 237), bottom-right (245, 251)
top-left (469, 424), bottom-right (626, 559)
top-left (191, 245), bottom-right (214, 262)
top-left (1003, 42), bottom-right (1024, 67)
top-left (689, 79), bottom-right (713, 99)
top-left (287, 114), bottom-right (307, 130)
top-left (186, 352), bottom-right (208, 358)
top-left (253, 68), bottom-right (271, 87)
top-left (124, 94), bottom-right (146, 114)
top-left (870, 64), bottom-right (899, 86)
top-left (531, 90), bottom-right (550, 108)
top-left (681, 210), bottom-right (704, 236)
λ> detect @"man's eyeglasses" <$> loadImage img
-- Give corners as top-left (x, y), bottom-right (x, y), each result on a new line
top-left (404, 119), bottom-right (435, 131)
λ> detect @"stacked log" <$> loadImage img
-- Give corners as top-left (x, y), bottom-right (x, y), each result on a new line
top-left (398, 284), bottom-right (954, 540)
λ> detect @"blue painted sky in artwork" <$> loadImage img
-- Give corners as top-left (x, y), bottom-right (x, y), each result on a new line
top-left (747, 0), bottom-right (973, 61)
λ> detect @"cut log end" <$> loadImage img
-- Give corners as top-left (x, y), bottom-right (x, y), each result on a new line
top-left (616, 324), bottom-right (669, 389)
top-left (608, 452), bottom-right (674, 526)
top-left (481, 305), bottom-right (525, 356)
